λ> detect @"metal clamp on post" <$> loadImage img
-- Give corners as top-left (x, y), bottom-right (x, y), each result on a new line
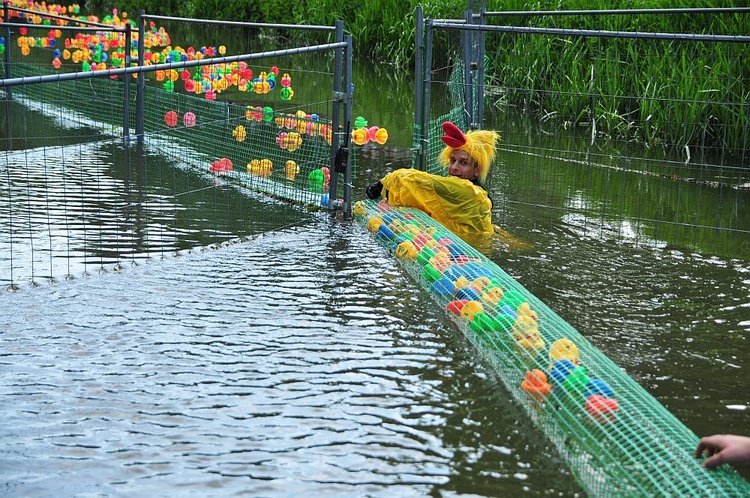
top-left (334, 121), bottom-right (350, 174)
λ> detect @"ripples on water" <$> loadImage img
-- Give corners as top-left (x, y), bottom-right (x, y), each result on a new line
top-left (0, 219), bottom-right (584, 496)
top-left (497, 214), bottom-right (750, 469)
top-left (3, 135), bottom-right (749, 494)
top-left (0, 140), bottom-right (310, 286)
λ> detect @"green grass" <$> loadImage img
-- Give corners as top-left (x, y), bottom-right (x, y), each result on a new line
top-left (78, 0), bottom-right (750, 154)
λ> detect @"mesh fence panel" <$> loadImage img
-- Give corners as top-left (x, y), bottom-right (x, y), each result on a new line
top-left (354, 197), bottom-right (750, 497)
top-left (1, 17), bottom-right (352, 286)
top-left (415, 16), bottom-right (750, 260)
top-left (141, 84), bottom-right (345, 207)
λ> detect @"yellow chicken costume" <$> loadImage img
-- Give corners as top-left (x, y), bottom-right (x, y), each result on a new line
top-left (367, 122), bottom-right (500, 242)
top-left (379, 169), bottom-right (493, 239)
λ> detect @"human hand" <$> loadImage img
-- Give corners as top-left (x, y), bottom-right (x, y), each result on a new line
top-left (695, 434), bottom-right (750, 469)
top-left (365, 180), bottom-right (383, 199)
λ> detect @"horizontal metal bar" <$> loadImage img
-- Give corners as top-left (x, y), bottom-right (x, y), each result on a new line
top-left (3, 5), bottom-right (117, 29)
top-left (0, 41), bottom-right (348, 87)
top-left (0, 21), bottom-right (125, 32)
top-left (431, 21), bottom-right (750, 43)
top-left (141, 14), bottom-right (336, 32)
top-left (482, 7), bottom-right (750, 17)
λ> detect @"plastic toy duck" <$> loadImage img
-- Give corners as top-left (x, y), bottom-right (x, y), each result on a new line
top-left (585, 394), bottom-right (619, 423)
top-left (286, 132), bottom-right (303, 152)
top-left (258, 159), bottom-right (273, 177)
top-left (511, 304), bottom-right (545, 353)
top-left (245, 105), bottom-right (263, 121)
top-left (352, 128), bottom-right (368, 145)
top-left (460, 300), bottom-right (484, 321)
top-left (284, 160), bottom-right (299, 180)
top-left (481, 286), bottom-right (504, 306)
top-left (210, 157), bottom-right (233, 173)
top-left (395, 240), bottom-right (419, 262)
top-left (232, 125), bottom-right (246, 142)
top-left (549, 338), bottom-right (580, 368)
top-left (521, 369), bottom-right (553, 401)
top-left (353, 200), bottom-right (367, 216)
top-left (247, 159), bottom-right (271, 177)
top-left (366, 215), bottom-right (384, 233)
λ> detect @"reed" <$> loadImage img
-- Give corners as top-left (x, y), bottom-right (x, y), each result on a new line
top-left (485, 5), bottom-right (750, 156)
top-left (82, 0), bottom-right (749, 154)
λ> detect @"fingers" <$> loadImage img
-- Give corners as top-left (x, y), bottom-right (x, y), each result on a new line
top-left (702, 452), bottom-right (724, 469)
top-left (695, 442), bottom-right (707, 458)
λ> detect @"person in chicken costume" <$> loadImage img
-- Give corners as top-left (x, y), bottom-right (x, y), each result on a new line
top-left (366, 122), bottom-right (500, 243)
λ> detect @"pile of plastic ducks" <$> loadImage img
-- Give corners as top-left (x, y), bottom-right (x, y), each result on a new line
top-left (351, 116), bottom-right (388, 146)
top-left (355, 200), bottom-right (620, 426)
top-left (10, 2), bottom-right (296, 102)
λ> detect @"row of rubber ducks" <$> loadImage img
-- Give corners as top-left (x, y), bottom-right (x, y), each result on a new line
top-left (357, 200), bottom-right (620, 425)
top-left (12, 3), bottom-right (297, 101)
top-left (209, 154), bottom-right (336, 188)
top-left (520, 338), bottom-right (619, 424)
top-left (208, 157), bottom-right (304, 182)
top-left (351, 116), bottom-right (388, 146)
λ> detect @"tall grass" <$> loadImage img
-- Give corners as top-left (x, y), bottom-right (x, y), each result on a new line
top-left (486, 3), bottom-right (750, 156)
top-left (80, 0), bottom-right (749, 154)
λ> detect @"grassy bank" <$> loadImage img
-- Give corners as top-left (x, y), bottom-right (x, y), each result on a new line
top-left (79, 0), bottom-right (749, 154)
top-left (485, 2), bottom-right (750, 155)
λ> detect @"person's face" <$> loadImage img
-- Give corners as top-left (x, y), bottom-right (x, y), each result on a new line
top-left (448, 150), bottom-right (478, 180)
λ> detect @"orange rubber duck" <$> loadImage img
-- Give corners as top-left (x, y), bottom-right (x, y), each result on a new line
top-left (521, 369), bottom-right (553, 401)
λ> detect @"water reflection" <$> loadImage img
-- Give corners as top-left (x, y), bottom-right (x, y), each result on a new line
top-left (0, 138), bottom-right (311, 286)
top-left (0, 220), bottom-right (583, 496)
top-left (489, 217), bottom-right (750, 461)
top-left (3, 55), bottom-right (750, 495)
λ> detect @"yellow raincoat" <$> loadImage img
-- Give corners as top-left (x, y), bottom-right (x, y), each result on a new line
top-left (380, 169), bottom-right (493, 240)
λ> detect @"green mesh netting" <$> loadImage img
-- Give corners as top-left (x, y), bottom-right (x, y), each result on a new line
top-left (413, 57), bottom-right (478, 176)
top-left (141, 85), bottom-right (350, 207)
top-left (8, 62), bottom-right (354, 208)
top-left (354, 198), bottom-right (750, 497)
top-left (447, 58), bottom-right (468, 111)
top-left (10, 63), bottom-right (127, 137)
top-left (413, 106), bottom-right (464, 176)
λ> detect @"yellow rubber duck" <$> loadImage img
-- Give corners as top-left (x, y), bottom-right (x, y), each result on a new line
top-left (511, 308), bottom-right (545, 354)
top-left (549, 338), bottom-right (580, 368)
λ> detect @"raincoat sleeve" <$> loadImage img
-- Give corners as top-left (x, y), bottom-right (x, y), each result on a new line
top-left (380, 169), bottom-right (493, 239)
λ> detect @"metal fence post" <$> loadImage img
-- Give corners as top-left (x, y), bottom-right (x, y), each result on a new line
top-left (342, 34), bottom-right (353, 215)
top-left (463, 9), bottom-right (474, 128)
top-left (123, 22), bottom-right (131, 146)
top-left (3, 1), bottom-right (12, 150)
top-left (136, 10), bottom-right (145, 146)
top-left (476, 1), bottom-right (486, 129)
top-left (420, 19), bottom-right (434, 172)
top-left (414, 5), bottom-right (424, 170)
top-left (328, 20), bottom-right (344, 212)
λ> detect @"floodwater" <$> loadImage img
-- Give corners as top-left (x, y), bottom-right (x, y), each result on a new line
top-left (1, 218), bottom-right (585, 496)
top-left (2, 67), bottom-right (750, 498)
top-left (1, 139), bottom-right (749, 496)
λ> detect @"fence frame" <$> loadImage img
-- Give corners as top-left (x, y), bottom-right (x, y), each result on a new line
top-left (0, 6), bottom-right (354, 287)
top-left (0, 7), bottom-right (354, 212)
top-left (414, 5), bottom-right (750, 173)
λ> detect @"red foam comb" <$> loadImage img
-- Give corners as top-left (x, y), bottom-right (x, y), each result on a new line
top-left (440, 122), bottom-right (467, 148)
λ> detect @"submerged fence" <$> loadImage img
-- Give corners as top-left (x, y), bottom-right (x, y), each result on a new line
top-left (0, 6), bottom-right (354, 287)
top-left (356, 198), bottom-right (750, 497)
top-left (409, 6), bottom-right (750, 496)
top-left (414, 6), bottom-right (750, 261)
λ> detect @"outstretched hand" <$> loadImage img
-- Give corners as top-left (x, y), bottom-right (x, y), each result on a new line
top-left (695, 434), bottom-right (750, 469)
top-left (365, 180), bottom-right (383, 200)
